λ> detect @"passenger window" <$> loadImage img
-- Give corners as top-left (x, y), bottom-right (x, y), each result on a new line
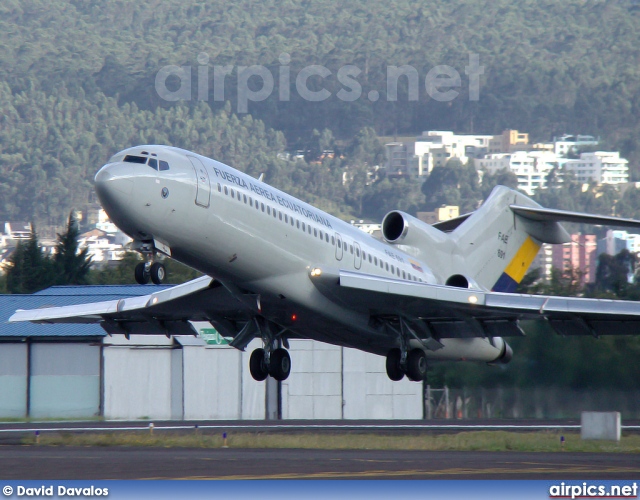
top-left (273, 210), bottom-right (277, 218)
top-left (368, 255), bottom-right (372, 263)
top-left (391, 265), bottom-right (395, 274)
top-left (402, 271), bottom-right (406, 279)
top-left (285, 214), bottom-right (289, 223)
top-left (397, 268), bottom-right (401, 277)
top-left (331, 236), bottom-right (335, 245)
top-left (267, 206), bottom-right (271, 215)
top-left (325, 233), bottom-right (329, 243)
top-left (314, 229), bottom-right (318, 237)
top-left (243, 194), bottom-right (247, 203)
top-left (261, 203), bottom-right (265, 212)
top-left (302, 222), bottom-right (306, 231)
top-left (356, 248), bottom-right (360, 257)
top-left (350, 245), bottom-right (353, 254)
top-left (279, 212), bottom-right (283, 221)
top-left (374, 257), bottom-right (378, 266)
top-left (231, 189), bottom-right (235, 199)
top-left (385, 263), bottom-right (389, 271)
top-left (297, 220), bottom-right (300, 229)
top-left (218, 183), bottom-right (222, 192)
top-left (224, 186), bottom-right (228, 195)
top-left (308, 226), bottom-right (312, 234)
top-left (159, 160), bottom-right (170, 171)
top-left (249, 197), bottom-right (253, 207)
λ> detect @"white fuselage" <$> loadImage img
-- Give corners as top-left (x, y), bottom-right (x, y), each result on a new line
top-left (94, 145), bottom-right (507, 361)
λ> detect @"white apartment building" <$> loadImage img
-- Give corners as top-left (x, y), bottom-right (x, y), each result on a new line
top-left (553, 134), bottom-right (599, 157)
top-left (384, 131), bottom-right (494, 177)
top-left (562, 152), bottom-right (628, 185)
top-left (475, 151), bottom-right (559, 195)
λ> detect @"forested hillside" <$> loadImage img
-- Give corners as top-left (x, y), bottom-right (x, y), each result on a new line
top-left (2, 0), bottom-right (640, 224)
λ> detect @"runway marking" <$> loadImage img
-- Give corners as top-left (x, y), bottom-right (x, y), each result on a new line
top-left (147, 465), bottom-right (640, 480)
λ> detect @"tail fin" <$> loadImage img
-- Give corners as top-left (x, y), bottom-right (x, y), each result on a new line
top-left (450, 186), bottom-right (640, 292)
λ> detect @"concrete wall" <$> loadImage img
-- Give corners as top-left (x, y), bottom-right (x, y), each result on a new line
top-left (343, 347), bottom-right (424, 420)
top-left (182, 339), bottom-right (266, 420)
top-left (103, 340), bottom-right (175, 420)
top-left (29, 343), bottom-right (101, 418)
top-left (0, 343), bottom-right (27, 418)
top-left (281, 341), bottom-right (424, 420)
top-left (282, 341), bottom-right (343, 419)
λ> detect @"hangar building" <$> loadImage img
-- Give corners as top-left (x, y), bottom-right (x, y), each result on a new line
top-left (0, 285), bottom-right (423, 420)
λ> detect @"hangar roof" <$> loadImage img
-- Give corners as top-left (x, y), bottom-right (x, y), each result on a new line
top-left (0, 284), bottom-right (172, 339)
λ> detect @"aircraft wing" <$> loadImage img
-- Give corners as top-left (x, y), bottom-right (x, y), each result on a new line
top-left (330, 270), bottom-right (640, 338)
top-left (9, 276), bottom-right (252, 338)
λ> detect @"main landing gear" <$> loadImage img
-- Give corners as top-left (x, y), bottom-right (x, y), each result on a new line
top-left (249, 347), bottom-right (291, 381)
top-left (247, 317), bottom-right (292, 381)
top-left (383, 316), bottom-right (430, 382)
top-left (385, 347), bottom-right (428, 382)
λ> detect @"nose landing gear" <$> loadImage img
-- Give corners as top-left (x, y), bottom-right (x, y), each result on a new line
top-left (134, 261), bottom-right (166, 285)
top-left (132, 240), bottom-right (167, 285)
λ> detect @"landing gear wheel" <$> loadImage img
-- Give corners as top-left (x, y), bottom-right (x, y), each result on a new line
top-left (406, 348), bottom-right (428, 381)
top-left (385, 348), bottom-right (405, 381)
top-left (269, 348), bottom-right (291, 381)
top-left (249, 348), bottom-right (269, 381)
top-left (134, 262), bottom-right (150, 284)
top-left (150, 262), bottom-right (166, 284)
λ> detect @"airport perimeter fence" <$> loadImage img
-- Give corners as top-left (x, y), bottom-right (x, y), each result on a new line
top-left (425, 386), bottom-right (640, 420)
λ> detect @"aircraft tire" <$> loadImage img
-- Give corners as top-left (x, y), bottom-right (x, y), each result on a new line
top-left (406, 348), bottom-right (428, 381)
top-left (269, 348), bottom-right (291, 381)
top-left (249, 348), bottom-right (269, 381)
top-left (150, 262), bottom-right (166, 285)
top-left (385, 348), bottom-right (404, 381)
top-left (134, 262), bottom-right (150, 285)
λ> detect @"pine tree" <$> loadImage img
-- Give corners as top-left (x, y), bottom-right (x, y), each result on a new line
top-left (6, 226), bottom-right (55, 294)
top-left (53, 212), bottom-right (92, 285)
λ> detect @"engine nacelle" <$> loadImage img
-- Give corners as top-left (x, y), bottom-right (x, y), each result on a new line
top-left (382, 210), bottom-right (447, 248)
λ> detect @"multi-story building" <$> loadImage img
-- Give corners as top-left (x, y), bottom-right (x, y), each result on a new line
top-left (553, 134), bottom-right (599, 157)
top-left (551, 234), bottom-right (598, 284)
top-left (488, 129), bottom-right (529, 154)
top-left (562, 152), bottom-right (629, 185)
top-left (385, 131), bottom-right (493, 177)
top-left (475, 151), bottom-right (559, 195)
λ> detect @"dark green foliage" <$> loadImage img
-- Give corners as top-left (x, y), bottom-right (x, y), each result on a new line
top-left (53, 212), bottom-right (92, 285)
top-left (6, 227), bottom-right (55, 294)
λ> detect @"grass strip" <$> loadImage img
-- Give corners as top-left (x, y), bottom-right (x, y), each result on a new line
top-left (24, 430), bottom-right (640, 453)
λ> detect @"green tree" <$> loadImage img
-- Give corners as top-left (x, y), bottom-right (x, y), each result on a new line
top-left (6, 226), bottom-right (55, 294)
top-left (53, 212), bottom-right (92, 285)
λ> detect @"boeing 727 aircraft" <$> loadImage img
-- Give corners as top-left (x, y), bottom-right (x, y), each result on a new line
top-left (11, 146), bottom-right (640, 382)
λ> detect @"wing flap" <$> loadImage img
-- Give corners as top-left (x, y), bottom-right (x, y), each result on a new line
top-left (337, 270), bottom-right (640, 337)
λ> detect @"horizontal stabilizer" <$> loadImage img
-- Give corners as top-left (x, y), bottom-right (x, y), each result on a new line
top-left (431, 212), bottom-right (473, 232)
top-left (510, 205), bottom-right (640, 229)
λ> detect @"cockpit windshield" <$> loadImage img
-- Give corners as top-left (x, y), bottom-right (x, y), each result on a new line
top-left (123, 155), bottom-right (170, 170)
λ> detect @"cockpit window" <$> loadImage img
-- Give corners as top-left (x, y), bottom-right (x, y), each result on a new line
top-left (159, 160), bottom-right (170, 171)
top-left (123, 155), bottom-right (148, 164)
top-left (148, 158), bottom-right (158, 170)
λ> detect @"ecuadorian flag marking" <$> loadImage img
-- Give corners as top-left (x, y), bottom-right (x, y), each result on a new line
top-left (492, 236), bottom-right (541, 293)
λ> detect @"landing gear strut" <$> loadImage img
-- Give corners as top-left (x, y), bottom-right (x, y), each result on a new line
top-left (383, 317), bottom-right (430, 382)
top-left (247, 318), bottom-right (291, 381)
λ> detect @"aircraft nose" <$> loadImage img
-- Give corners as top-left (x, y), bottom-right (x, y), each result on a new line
top-left (94, 162), bottom-right (134, 208)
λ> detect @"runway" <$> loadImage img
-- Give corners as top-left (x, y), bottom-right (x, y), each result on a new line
top-left (0, 447), bottom-right (638, 480)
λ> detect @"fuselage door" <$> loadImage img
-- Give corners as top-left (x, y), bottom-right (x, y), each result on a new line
top-left (354, 242), bottom-right (362, 270)
top-left (187, 156), bottom-right (211, 208)
top-left (335, 233), bottom-right (343, 261)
